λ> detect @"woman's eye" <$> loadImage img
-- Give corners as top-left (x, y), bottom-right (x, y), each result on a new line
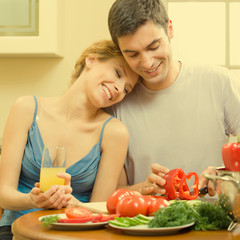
top-left (116, 70), bottom-right (121, 78)
top-left (124, 88), bottom-right (129, 95)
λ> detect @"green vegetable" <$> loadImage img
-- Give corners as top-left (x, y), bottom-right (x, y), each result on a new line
top-left (40, 215), bottom-right (61, 227)
top-left (193, 201), bottom-right (232, 230)
top-left (148, 201), bottom-right (195, 228)
top-left (109, 214), bottom-right (151, 227)
top-left (148, 201), bottom-right (232, 231)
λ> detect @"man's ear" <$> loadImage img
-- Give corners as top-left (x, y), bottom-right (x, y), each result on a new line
top-left (167, 19), bottom-right (174, 39)
top-left (85, 56), bottom-right (96, 69)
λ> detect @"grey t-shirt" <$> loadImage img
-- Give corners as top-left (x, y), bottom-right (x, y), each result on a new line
top-left (108, 63), bottom-right (240, 185)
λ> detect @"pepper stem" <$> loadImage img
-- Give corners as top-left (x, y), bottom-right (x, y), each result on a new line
top-left (237, 134), bottom-right (240, 143)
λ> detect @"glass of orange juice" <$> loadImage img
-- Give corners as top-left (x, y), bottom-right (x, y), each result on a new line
top-left (40, 146), bottom-right (66, 192)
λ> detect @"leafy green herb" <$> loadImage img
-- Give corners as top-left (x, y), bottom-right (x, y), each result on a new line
top-left (148, 201), bottom-right (232, 231)
top-left (193, 201), bottom-right (232, 230)
top-left (40, 215), bottom-right (61, 227)
top-left (148, 201), bottom-right (195, 228)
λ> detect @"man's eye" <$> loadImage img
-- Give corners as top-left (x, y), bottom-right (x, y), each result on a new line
top-left (149, 42), bottom-right (160, 51)
top-left (116, 70), bottom-right (121, 78)
top-left (150, 46), bottom-right (159, 51)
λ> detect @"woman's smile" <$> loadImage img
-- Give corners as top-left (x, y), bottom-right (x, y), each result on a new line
top-left (101, 84), bottom-right (112, 100)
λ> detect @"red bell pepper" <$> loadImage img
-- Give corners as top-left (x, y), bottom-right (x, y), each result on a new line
top-left (163, 168), bottom-right (199, 200)
top-left (222, 137), bottom-right (240, 171)
top-left (179, 172), bottom-right (199, 200)
top-left (163, 168), bottom-right (186, 200)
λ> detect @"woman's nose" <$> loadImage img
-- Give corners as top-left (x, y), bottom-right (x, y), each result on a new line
top-left (114, 82), bottom-right (124, 93)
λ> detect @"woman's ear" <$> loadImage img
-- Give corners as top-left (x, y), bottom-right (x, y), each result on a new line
top-left (85, 56), bottom-right (96, 69)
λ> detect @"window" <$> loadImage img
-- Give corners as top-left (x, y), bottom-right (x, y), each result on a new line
top-left (167, 0), bottom-right (240, 69)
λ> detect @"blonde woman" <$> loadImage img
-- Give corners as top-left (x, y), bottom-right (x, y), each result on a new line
top-left (0, 40), bottom-right (139, 239)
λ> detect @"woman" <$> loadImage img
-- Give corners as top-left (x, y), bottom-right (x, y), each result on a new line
top-left (0, 39), bottom-right (139, 238)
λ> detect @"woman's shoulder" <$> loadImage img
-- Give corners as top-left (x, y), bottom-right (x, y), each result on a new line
top-left (12, 95), bottom-right (36, 113)
top-left (102, 114), bottom-right (129, 140)
top-left (10, 96), bottom-right (37, 123)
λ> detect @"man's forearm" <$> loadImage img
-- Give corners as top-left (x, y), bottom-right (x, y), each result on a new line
top-left (117, 182), bottom-right (143, 194)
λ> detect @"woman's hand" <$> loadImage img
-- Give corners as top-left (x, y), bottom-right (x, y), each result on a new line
top-left (29, 172), bottom-right (72, 209)
top-left (199, 166), bottom-right (216, 197)
top-left (141, 163), bottom-right (169, 195)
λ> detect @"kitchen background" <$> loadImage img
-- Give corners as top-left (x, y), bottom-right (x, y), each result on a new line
top-left (0, 0), bottom-right (239, 145)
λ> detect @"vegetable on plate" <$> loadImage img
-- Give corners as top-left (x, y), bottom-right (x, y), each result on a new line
top-left (40, 207), bottom-right (119, 226)
top-left (65, 207), bottom-right (93, 218)
top-left (106, 189), bottom-right (136, 214)
top-left (149, 200), bottom-right (232, 230)
top-left (106, 189), bottom-right (169, 217)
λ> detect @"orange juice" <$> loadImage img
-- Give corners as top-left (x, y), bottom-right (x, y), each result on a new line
top-left (40, 167), bottom-right (66, 192)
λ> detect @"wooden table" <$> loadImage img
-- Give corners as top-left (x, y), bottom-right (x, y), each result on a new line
top-left (12, 209), bottom-right (240, 240)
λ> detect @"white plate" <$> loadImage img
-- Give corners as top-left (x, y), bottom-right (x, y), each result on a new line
top-left (108, 222), bottom-right (195, 236)
top-left (39, 214), bottom-right (108, 230)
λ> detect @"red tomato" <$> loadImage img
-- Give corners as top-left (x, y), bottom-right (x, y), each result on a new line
top-left (65, 207), bottom-right (93, 218)
top-left (106, 189), bottom-right (135, 214)
top-left (58, 216), bottom-right (95, 223)
top-left (116, 196), bottom-right (148, 217)
top-left (147, 196), bottom-right (170, 215)
top-left (98, 214), bottom-right (120, 222)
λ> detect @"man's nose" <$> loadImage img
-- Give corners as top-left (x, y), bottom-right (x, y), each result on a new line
top-left (140, 53), bottom-right (154, 69)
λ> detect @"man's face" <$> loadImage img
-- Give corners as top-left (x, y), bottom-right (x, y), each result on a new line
top-left (118, 20), bottom-right (174, 90)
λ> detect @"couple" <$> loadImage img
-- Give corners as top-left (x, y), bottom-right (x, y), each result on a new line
top-left (1, 0), bottom-right (240, 238)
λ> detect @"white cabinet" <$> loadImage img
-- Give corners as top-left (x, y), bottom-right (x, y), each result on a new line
top-left (0, 0), bottom-right (64, 57)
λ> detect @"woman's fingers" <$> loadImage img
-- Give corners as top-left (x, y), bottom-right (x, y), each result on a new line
top-left (57, 172), bottom-right (71, 185)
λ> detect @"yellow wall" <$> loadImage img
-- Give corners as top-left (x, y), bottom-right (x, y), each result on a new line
top-left (0, 0), bottom-right (239, 140)
top-left (0, 0), bottom-right (115, 138)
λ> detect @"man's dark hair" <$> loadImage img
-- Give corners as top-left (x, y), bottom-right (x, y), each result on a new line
top-left (108, 0), bottom-right (169, 46)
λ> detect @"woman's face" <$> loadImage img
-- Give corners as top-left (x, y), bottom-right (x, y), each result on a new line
top-left (85, 56), bottom-right (139, 108)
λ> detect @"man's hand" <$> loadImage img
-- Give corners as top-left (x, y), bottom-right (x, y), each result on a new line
top-left (199, 166), bottom-right (216, 197)
top-left (141, 163), bottom-right (169, 195)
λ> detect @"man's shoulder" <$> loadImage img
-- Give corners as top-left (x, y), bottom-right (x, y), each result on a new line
top-left (183, 62), bottom-right (229, 76)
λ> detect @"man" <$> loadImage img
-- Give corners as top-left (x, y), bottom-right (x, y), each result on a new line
top-left (107, 0), bottom-right (240, 196)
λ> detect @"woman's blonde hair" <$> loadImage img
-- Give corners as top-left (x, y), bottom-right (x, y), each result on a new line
top-left (71, 39), bottom-right (122, 85)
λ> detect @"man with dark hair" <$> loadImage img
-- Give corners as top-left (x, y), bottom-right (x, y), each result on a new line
top-left (107, 0), bottom-right (240, 196)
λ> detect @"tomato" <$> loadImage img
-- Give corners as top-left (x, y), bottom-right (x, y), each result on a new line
top-left (65, 207), bottom-right (93, 218)
top-left (98, 214), bottom-right (120, 222)
top-left (116, 196), bottom-right (148, 217)
top-left (142, 196), bottom-right (154, 211)
top-left (106, 189), bottom-right (136, 214)
top-left (147, 196), bottom-right (170, 215)
top-left (58, 216), bottom-right (95, 223)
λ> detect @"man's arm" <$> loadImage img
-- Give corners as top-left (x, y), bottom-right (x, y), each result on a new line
top-left (117, 164), bottom-right (169, 195)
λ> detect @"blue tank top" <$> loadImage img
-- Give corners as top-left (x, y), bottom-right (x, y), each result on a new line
top-left (0, 96), bottom-right (114, 226)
